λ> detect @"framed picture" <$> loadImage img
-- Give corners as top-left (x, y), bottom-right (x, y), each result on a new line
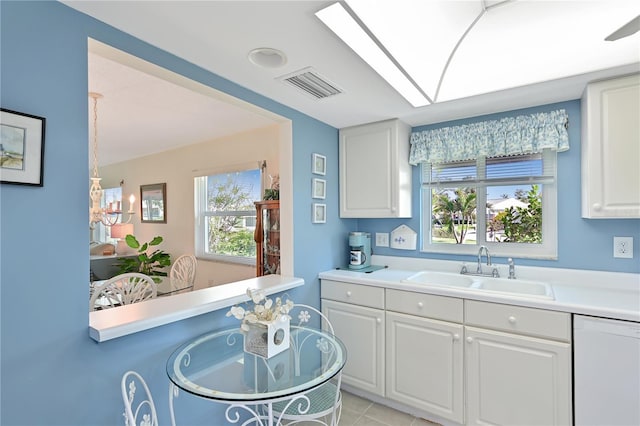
top-left (312, 153), bottom-right (326, 175)
top-left (312, 178), bottom-right (326, 199)
top-left (140, 183), bottom-right (167, 223)
top-left (0, 108), bottom-right (46, 186)
top-left (312, 203), bottom-right (326, 224)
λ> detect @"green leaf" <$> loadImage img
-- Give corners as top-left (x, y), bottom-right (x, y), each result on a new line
top-left (149, 236), bottom-right (163, 246)
top-left (125, 234), bottom-right (140, 249)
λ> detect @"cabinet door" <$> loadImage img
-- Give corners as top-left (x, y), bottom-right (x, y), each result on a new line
top-left (386, 311), bottom-right (464, 423)
top-left (582, 74), bottom-right (640, 218)
top-left (466, 326), bottom-right (572, 426)
top-left (322, 299), bottom-right (385, 396)
top-left (339, 119), bottom-right (411, 218)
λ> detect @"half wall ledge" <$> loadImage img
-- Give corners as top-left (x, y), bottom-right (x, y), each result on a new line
top-left (89, 274), bottom-right (305, 342)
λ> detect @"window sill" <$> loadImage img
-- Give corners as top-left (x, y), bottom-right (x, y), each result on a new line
top-left (89, 274), bottom-right (304, 342)
top-left (196, 253), bottom-right (256, 266)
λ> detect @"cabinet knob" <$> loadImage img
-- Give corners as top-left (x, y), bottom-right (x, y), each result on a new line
top-left (466, 337), bottom-right (474, 343)
top-left (453, 333), bottom-right (460, 341)
top-left (376, 318), bottom-right (382, 324)
top-left (592, 203), bottom-right (602, 211)
top-left (346, 291), bottom-right (352, 297)
top-left (417, 302), bottom-right (424, 309)
top-left (508, 316), bottom-right (517, 324)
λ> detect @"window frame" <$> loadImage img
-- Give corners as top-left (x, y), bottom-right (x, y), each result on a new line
top-left (420, 150), bottom-right (557, 259)
top-left (194, 165), bottom-right (263, 266)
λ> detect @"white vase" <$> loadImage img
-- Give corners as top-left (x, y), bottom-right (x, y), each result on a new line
top-left (244, 315), bottom-right (290, 358)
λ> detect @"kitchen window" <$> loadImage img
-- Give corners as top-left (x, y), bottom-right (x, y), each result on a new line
top-left (411, 109), bottom-right (569, 259)
top-left (194, 165), bottom-right (263, 265)
top-left (421, 150), bottom-right (558, 259)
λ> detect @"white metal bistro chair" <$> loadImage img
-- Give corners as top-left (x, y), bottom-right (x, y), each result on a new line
top-left (121, 370), bottom-right (159, 426)
top-left (89, 273), bottom-right (157, 311)
top-left (169, 254), bottom-right (197, 285)
top-left (271, 304), bottom-right (343, 426)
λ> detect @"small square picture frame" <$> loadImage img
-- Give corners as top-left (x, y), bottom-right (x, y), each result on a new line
top-left (312, 203), bottom-right (326, 224)
top-left (312, 178), bottom-right (326, 199)
top-left (312, 153), bottom-right (326, 175)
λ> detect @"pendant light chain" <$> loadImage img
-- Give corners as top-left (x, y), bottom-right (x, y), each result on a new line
top-left (90, 92), bottom-right (103, 179)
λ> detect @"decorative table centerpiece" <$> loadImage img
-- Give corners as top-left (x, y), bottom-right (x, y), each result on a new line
top-left (227, 288), bottom-right (293, 358)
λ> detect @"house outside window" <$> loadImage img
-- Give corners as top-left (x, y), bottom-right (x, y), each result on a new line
top-left (421, 150), bottom-right (557, 259)
top-left (194, 167), bottom-right (262, 265)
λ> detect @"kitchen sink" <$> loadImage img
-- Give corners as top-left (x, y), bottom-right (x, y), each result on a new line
top-left (402, 271), bottom-right (475, 288)
top-left (473, 277), bottom-right (555, 300)
top-left (402, 270), bottom-right (555, 300)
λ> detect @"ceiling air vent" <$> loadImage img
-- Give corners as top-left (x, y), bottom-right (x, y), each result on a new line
top-left (278, 67), bottom-right (343, 100)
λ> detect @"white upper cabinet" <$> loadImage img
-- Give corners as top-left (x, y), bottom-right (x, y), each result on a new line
top-left (581, 74), bottom-right (640, 218)
top-left (339, 119), bottom-right (412, 218)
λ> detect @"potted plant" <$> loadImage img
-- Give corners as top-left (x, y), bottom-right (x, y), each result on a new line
top-left (116, 235), bottom-right (171, 282)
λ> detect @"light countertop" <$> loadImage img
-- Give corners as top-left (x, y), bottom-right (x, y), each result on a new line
top-left (319, 255), bottom-right (640, 322)
top-left (89, 274), bottom-right (304, 342)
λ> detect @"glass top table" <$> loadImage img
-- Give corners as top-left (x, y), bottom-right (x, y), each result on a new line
top-left (166, 326), bottom-right (346, 425)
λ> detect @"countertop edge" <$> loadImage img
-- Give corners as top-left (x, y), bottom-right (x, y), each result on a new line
top-left (319, 268), bottom-right (640, 322)
top-left (89, 275), bottom-right (305, 342)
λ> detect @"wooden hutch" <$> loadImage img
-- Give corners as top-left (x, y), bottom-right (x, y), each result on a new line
top-left (254, 200), bottom-right (280, 276)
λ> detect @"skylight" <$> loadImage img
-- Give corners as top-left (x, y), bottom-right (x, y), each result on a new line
top-left (316, 0), bottom-right (640, 107)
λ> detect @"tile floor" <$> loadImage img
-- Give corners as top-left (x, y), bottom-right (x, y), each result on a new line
top-left (336, 391), bottom-right (440, 426)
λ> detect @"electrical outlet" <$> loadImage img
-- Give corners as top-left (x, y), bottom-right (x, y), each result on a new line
top-left (375, 233), bottom-right (389, 247)
top-left (613, 237), bottom-right (633, 259)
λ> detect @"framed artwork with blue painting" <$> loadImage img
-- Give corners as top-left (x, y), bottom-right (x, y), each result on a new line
top-left (0, 108), bottom-right (46, 186)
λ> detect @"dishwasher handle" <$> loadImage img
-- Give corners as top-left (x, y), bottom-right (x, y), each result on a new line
top-left (574, 315), bottom-right (640, 339)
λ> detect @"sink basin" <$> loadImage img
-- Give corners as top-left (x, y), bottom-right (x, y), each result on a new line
top-left (474, 278), bottom-right (555, 300)
top-left (402, 271), bottom-right (475, 288)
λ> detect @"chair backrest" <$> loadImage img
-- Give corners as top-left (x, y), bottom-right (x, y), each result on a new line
top-left (89, 273), bottom-right (157, 311)
top-left (170, 254), bottom-right (197, 284)
top-left (121, 370), bottom-right (158, 426)
top-left (290, 303), bottom-right (335, 335)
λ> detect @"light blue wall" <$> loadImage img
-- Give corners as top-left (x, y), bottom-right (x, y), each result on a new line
top-left (0, 2), bottom-right (351, 424)
top-left (358, 101), bottom-right (640, 274)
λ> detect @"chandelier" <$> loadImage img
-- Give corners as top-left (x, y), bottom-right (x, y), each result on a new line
top-left (89, 92), bottom-right (135, 228)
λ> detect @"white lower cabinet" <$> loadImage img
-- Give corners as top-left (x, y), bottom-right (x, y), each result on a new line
top-left (386, 311), bottom-right (464, 423)
top-left (464, 300), bottom-right (572, 426)
top-left (465, 326), bottom-right (572, 425)
top-left (321, 281), bottom-right (385, 396)
top-left (321, 280), bottom-right (572, 425)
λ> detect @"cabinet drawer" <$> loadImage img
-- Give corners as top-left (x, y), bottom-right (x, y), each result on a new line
top-left (386, 289), bottom-right (463, 323)
top-left (465, 300), bottom-right (570, 342)
top-left (321, 280), bottom-right (384, 309)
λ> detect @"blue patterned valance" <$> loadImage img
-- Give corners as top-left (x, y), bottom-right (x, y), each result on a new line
top-left (409, 109), bottom-right (570, 165)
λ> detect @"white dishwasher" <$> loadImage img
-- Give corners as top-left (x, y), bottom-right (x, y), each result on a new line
top-left (574, 315), bottom-right (640, 426)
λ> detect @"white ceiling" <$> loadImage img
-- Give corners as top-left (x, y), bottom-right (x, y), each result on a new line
top-left (66, 1), bottom-right (640, 166)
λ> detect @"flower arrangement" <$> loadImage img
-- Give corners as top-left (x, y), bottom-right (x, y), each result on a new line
top-left (227, 288), bottom-right (294, 332)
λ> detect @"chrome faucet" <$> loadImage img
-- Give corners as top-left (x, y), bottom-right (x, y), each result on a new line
top-left (477, 246), bottom-right (491, 274)
top-left (508, 258), bottom-right (516, 279)
top-left (460, 246), bottom-right (499, 277)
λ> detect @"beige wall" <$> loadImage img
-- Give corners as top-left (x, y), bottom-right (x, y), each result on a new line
top-left (100, 124), bottom-right (280, 290)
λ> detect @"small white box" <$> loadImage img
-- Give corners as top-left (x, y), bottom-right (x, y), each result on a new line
top-left (244, 316), bottom-right (290, 358)
top-left (390, 225), bottom-right (417, 250)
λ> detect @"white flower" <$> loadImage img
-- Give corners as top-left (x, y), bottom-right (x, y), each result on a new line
top-left (141, 414), bottom-right (152, 426)
top-left (264, 298), bottom-right (273, 310)
top-left (227, 306), bottom-right (245, 320)
top-left (316, 338), bottom-right (329, 352)
top-left (248, 288), bottom-right (266, 304)
top-left (298, 310), bottom-right (311, 323)
top-left (228, 288), bottom-right (295, 331)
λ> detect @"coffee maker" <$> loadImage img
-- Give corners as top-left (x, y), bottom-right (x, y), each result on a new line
top-left (348, 232), bottom-right (371, 270)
